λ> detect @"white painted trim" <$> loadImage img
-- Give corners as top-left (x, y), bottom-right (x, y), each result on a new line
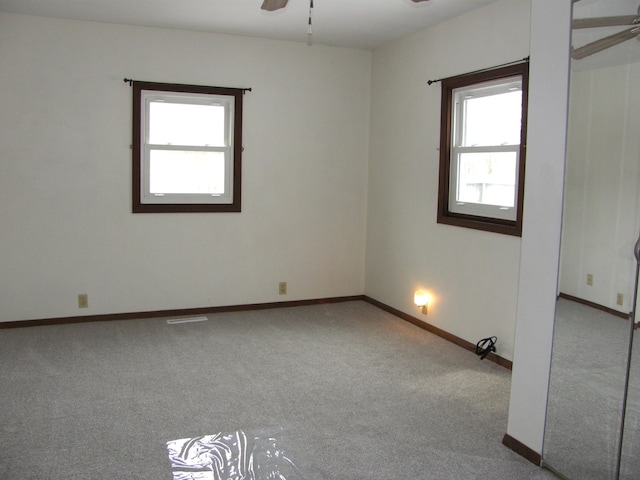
top-left (506, 0), bottom-right (572, 454)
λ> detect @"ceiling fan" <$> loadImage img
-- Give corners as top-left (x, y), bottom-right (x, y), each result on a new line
top-left (261, 0), bottom-right (430, 12)
top-left (571, 4), bottom-right (640, 59)
top-left (261, 0), bottom-right (431, 45)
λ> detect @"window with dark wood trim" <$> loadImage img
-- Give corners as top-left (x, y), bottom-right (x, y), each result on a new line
top-left (132, 81), bottom-right (244, 213)
top-left (437, 62), bottom-right (529, 236)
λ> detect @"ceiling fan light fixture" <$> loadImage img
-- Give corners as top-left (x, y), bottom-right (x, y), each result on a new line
top-left (307, 0), bottom-right (313, 45)
top-left (262, 0), bottom-right (430, 45)
top-left (261, 0), bottom-right (289, 12)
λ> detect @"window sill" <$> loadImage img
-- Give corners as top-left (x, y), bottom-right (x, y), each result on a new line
top-left (132, 203), bottom-right (241, 214)
top-left (437, 212), bottom-right (522, 237)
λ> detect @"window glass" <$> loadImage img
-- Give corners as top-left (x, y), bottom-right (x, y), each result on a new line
top-left (456, 151), bottom-right (517, 207)
top-left (459, 85), bottom-right (522, 147)
top-left (149, 101), bottom-right (226, 147)
top-left (149, 150), bottom-right (226, 195)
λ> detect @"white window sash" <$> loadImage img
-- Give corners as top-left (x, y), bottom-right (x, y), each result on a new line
top-left (140, 90), bottom-right (235, 205)
top-left (141, 146), bottom-right (233, 205)
top-left (448, 145), bottom-right (520, 221)
top-left (448, 78), bottom-right (522, 222)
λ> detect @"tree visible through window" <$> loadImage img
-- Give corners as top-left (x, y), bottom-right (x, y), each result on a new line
top-left (437, 62), bottom-right (529, 236)
top-left (131, 81), bottom-right (245, 213)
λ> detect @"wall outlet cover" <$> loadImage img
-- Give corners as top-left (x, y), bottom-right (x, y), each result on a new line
top-left (78, 293), bottom-right (89, 308)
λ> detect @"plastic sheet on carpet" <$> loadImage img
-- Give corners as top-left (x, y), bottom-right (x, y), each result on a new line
top-left (166, 429), bottom-right (306, 480)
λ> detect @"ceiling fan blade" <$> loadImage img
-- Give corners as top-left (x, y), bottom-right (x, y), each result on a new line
top-left (411, 0), bottom-right (431, 3)
top-left (573, 15), bottom-right (638, 29)
top-left (572, 26), bottom-right (640, 59)
top-left (261, 0), bottom-right (289, 12)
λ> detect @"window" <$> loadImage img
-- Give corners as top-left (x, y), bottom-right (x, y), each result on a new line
top-left (437, 62), bottom-right (528, 236)
top-left (132, 81), bottom-right (244, 213)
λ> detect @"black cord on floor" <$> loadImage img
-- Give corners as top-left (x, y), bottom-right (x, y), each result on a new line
top-left (475, 336), bottom-right (497, 360)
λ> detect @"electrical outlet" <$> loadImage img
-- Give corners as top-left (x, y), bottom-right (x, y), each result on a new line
top-left (78, 293), bottom-right (89, 308)
top-left (617, 293), bottom-right (624, 306)
top-left (278, 282), bottom-right (287, 295)
top-left (586, 274), bottom-right (593, 286)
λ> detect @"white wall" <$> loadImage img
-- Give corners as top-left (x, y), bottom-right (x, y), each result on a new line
top-left (559, 62), bottom-right (640, 313)
top-left (0, 2), bottom-right (575, 460)
top-left (365, 0), bottom-right (531, 362)
top-left (0, 13), bottom-right (371, 322)
top-left (507, 0), bottom-right (572, 455)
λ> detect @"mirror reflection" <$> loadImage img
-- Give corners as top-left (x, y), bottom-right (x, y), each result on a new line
top-left (544, 300), bottom-right (632, 479)
top-left (621, 313), bottom-right (640, 479)
top-left (543, 0), bottom-right (640, 479)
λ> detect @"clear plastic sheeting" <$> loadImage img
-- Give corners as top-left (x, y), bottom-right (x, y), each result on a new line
top-left (166, 429), bottom-right (306, 480)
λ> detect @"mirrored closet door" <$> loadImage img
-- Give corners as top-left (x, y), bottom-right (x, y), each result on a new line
top-left (543, 0), bottom-right (640, 479)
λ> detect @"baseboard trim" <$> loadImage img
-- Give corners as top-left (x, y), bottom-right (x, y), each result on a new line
top-left (363, 296), bottom-right (513, 370)
top-left (502, 433), bottom-right (541, 466)
top-left (3, 295), bottom-right (513, 371)
top-left (558, 292), bottom-right (630, 320)
top-left (0, 295), bottom-right (365, 329)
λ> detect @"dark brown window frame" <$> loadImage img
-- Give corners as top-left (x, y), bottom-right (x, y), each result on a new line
top-left (132, 81), bottom-right (244, 213)
top-left (437, 62), bottom-right (529, 236)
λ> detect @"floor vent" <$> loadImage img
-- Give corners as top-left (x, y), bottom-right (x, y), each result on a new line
top-left (166, 316), bottom-right (208, 325)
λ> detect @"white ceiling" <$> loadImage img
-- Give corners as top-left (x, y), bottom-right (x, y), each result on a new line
top-left (0, 0), bottom-right (500, 50)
